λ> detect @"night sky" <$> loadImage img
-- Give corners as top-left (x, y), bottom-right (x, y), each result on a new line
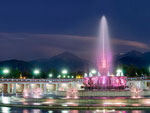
top-left (0, 0), bottom-right (149, 60)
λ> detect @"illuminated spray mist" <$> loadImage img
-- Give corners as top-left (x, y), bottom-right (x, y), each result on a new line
top-left (83, 16), bottom-right (127, 89)
top-left (97, 16), bottom-right (112, 76)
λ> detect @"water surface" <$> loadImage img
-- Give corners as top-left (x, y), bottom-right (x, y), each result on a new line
top-left (0, 107), bottom-right (150, 113)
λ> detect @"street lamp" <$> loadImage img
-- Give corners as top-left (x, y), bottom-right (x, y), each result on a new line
top-left (49, 73), bottom-right (53, 78)
top-left (3, 68), bottom-right (10, 75)
top-left (62, 69), bottom-right (68, 74)
top-left (63, 75), bottom-right (66, 78)
top-left (84, 73), bottom-right (88, 77)
top-left (33, 69), bottom-right (40, 75)
top-left (116, 69), bottom-right (123, 76)
top-left (57, 75), bottom-right (61, 78)
top-left (91, 69), bottom-right (97, 74)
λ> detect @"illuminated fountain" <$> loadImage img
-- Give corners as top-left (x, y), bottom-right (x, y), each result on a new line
top-left (23, 88), bottom-right (43, 98)
top-left (130, 86), bottom-right (142, 99)
top-left (66, 88), bottom-right (78, 99)
top-left (83, 16), bottom-right (127, 89)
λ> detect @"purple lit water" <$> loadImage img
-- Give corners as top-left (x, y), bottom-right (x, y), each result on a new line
top-left (97, 16), bottom-right (112, 75)
top-left (83, 16), bottom-right (126, 89)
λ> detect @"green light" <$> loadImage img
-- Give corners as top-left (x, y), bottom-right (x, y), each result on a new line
top-left (57, 75), bottom-right (61, 78)
top-left (3, 68), bottom-right (9, 74)
top-left (49, 73), bottom-right (53, 77)
top-left (116, 69), bottom-right (124, 76)
top-left (62, 69), bottom-right (68, 74)
top-left (33, 69), bottom-right (40, 75)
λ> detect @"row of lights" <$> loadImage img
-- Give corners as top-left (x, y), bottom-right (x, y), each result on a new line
top-left (33, 69), bottom-right (75, 79)
top-left (1, 68), bottom-right (124, 78)
top-left (33, 69), bottom-right (68, 75)
top-left (33, 69), bottom-right (73, 78)
top-left (1, 68), bottom-right (73, 78)
top-left (84, 69), bottom-right (124, 77)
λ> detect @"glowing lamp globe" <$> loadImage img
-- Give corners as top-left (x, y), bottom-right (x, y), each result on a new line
top-left (3, 69), bottom-right (9, 74)
top-left (33, 69), bottom-right (40, 75)
top-left (49, 73), bottom-right (53, 77)
top-left (62, 69), bottom-right (68, 74)
top-left (91, 69), bottom-right (97, 74)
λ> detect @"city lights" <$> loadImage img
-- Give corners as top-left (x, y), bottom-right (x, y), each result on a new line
top-left (62, 69), bottom-right (68, 74)
top-left (57, 75), bottom-right (61, 78)
top-left (91, 69), bottom-right (97, 74)
top-left (3, 68), bottom-right (10, 74)
top-left (116, 69), bottom-right (124, 76)
top-left (49, 73), bottom-right (53, 78)
top-left (33, 69), bottom-right (40, 75)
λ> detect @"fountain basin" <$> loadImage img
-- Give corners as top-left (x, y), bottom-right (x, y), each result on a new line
top-left (56, 90), bottom-right (150, 97)
top-left (83, 76), bottom-right (127, 89)
top-left (1, 95), bottom-right (150, 110)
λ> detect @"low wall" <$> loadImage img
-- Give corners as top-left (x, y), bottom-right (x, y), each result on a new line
top-left (57, 90), bottom-right (150, 97)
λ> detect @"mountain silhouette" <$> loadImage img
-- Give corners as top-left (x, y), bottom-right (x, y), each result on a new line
top-left (30, 52), bottom-right (89, 71)
top-left (0, 50), bottom-right (149, 71)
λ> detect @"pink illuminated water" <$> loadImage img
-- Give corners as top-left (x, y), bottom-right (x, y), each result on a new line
top-left (66, 88), bottom-right (78, 99)
top-left (23, 88), bottom-right (43, 98)
top-left (97, 16), bottom-right (112, 76)
top-left (83, 16), bottom-right (126, 89)
top-left (130, 87), bottom-right (142, 99)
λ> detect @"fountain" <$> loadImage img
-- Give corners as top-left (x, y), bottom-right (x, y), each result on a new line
top-left (66, 88), bottom-right (78, 99)
top-left (23, 88), bottom-right (43, 98)
top-left (83, 16), bottom-right (127, 89)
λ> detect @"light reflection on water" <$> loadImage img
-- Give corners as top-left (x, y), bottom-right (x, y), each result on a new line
top-left (0, 107), bottom-right (148, 113)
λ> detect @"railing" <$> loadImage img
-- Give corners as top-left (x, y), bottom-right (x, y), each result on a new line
top-left (126, 77), bottom-right (150, 81)
top-left (0, 77), bottom-right (150, 83)
top-left (0, 78), bottom-right (83, 83)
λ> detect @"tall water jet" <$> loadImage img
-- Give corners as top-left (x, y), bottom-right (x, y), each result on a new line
top-left (83, 16), bottom-right (127, 90)
top-left (97, 16), bottom-right (112, 76)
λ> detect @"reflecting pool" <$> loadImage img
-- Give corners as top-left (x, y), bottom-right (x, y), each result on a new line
top-left (0, 107), bottom-right (149, 113)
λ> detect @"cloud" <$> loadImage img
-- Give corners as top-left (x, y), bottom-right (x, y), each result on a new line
top-left (112, 38), bottom-right (149, 49)
top-left (0, 32), bottom-right (148, 60)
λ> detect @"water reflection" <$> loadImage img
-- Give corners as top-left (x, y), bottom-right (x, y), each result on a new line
top-left (0, 96), bottom-right (150, 107)
top-left (23, 109), bottom-right (29, 113)
top-left (62, 111), bottom-right (69, 113)
top-left (131, 111), bottom-right (143, 113)
top-left (32, 109), bottom-right (41, 113)
top-left (1, 97), bottom-right (10, 104)
top-left (0, 107), bottom-right (149, 113)
top-left (1, 107), bottom-right (10, 113)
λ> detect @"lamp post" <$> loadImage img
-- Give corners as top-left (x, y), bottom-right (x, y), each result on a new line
top-left (33, 69), bottom-right (40, 78)
top-left (91, 69), bottom-right (97, 74)
top-left (116, 69), bottom-right (123, 76)
top-left (57, 75), bottom-right (61, 78)
top-left (61, 69), bottom-right (68, 79)
top-left (49, 73), bottom-right (53, 78)
top-left (1, 68), bottom-right (9, 96)
top-left (2, 68), bottom-right (10, 78)
top-left (3, 68), bottom-right (10, 75)
top-left (89, 69), bottom-right (97, 77)
top-left (62, 69), bottom-right (68, 75)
